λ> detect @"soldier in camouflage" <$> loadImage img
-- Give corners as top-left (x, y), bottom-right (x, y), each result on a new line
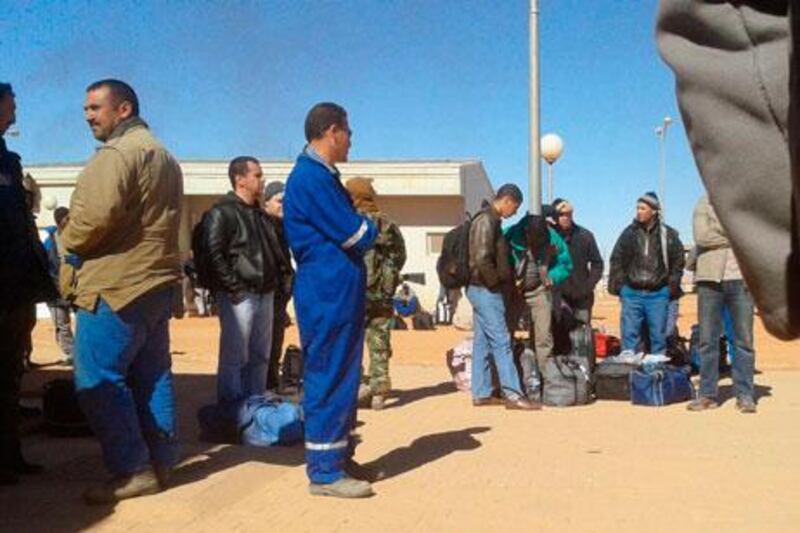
top-left (345, 177), bottom-right (406, 410)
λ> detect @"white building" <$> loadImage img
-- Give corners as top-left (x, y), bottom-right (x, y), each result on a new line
top-left (28, 159), bottom-right (495, 310)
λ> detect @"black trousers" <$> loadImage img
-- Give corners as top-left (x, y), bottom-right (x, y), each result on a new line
top-left (267, 290), bottom-right (289, 390)
top-left (0, 304), bottom-right (31, 468)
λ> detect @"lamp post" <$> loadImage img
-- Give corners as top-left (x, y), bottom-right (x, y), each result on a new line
top-left (529, 0), bottom-right (542, 215)
top-left (655, 116), bottom-right (672, 214)
top-left (541, 133), bottom-right (564, 204)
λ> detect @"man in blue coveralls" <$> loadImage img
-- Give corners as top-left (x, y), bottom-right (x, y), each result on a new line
top-left (284, 102), bottom-right (378, 498)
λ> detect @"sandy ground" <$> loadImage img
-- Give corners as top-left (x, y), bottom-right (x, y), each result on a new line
top-left (3, 294), bottom-right (800, 532)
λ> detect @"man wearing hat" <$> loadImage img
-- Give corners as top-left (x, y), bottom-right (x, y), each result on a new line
top-left (263, 180), bottom-right (294, 392)
top-left (608, 192), bottom-right (685, 355)
top-left (552, 198), bottom-right (603, 324)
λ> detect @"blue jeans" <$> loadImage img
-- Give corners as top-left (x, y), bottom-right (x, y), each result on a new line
top-left (620, 285), bottom-right (670, 355)
top-left (216, 291), bottom-right (274, 404)
top-left (466, 285), bottom-right (522, 400)
top-left (74, 286), bottom-right (178, 475)
top-left (697, 280), bottom-right (755, 399)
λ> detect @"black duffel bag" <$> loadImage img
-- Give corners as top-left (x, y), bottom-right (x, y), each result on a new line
top-left (594, 361), bottom-right (638, 401)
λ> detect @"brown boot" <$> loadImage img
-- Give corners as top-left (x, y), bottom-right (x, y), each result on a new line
top-left (83, 468), bottom-right (162, 505)
top-left (504, 397), bottom-right (542, 410)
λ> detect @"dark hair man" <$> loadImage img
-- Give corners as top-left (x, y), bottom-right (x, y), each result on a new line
top-left (62, 79), bottom-right (184, 503)
top-left (263, 180), bottom-right (294, 392)
top-left (608, 192), bottom-right (685, 356)
top-left (467, 184), bottom-right (539, 410)
top-left (284, 102), bottom-right (378, 498)
top-left (551, 198), bottom-right (603, 324)
top-left (205, 158), bottom-right (286, 403)
top-left (0, 83), bottom-right (57, 485)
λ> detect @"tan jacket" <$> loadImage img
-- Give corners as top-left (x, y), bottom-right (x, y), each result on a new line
top-left (692, 195), bottom-right (734, 283)
top-left (61, 118), bottom-right (183, 311)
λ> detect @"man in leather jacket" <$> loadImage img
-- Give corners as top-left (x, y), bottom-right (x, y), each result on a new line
top-left (205, 156), bottom-right (286, 404)
top-left (466, 184), bottom-right (538, 411)
top-left (608, 192), bottom-right (685, 355)
top-left (0, 82), bottom-right (56, 485)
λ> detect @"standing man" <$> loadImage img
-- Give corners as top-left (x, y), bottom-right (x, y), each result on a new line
top-left (688, 195), bottom-right (757, 413)
top-left (63, 79), bottom-right (183, 503)
top-left (263, 180), bottom-right (294, 392)
top-left (0, 82), bottom-right (56, 485)
top-left (205, 158), bottom-right (283, 404)
top-left (608, 192), bottom-right (685, 356)
top-left (44, 206), bottom-right (75, 364)
top-left (345, 177), bottom-right (407, 411)
top-left (467, 184), bottom-right (539, 410)
top-left (284, 102), bottom-right (378, 498)
top-left (551, 198), bottom-right (603, 324)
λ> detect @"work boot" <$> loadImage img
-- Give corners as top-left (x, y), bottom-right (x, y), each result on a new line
top-left (504, 397), bottom-right (541, 411)
top-left (736, 396), bottom-right (757, 414)
top-left (686, 396), bottom-right (719, 412)
top-left (371, 394), bottom-right (385, 410)
top-left (309, 476), bottom-right (374, 498)
top-left (83, 468), bottom-right (162, 505)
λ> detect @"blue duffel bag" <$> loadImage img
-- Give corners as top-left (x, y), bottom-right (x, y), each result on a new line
top-left (630, 365), bottom-right (694, 407)
top-left (239, 394), bottom-right (304, 447)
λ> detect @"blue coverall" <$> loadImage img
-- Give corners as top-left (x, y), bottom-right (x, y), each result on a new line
top-left (284, 148), bottom-right (377, 484)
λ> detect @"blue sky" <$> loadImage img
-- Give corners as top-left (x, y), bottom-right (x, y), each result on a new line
top-left (2, 0), bottom-right (704, 257)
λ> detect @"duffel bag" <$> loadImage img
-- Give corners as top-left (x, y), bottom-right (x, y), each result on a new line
top-left (239, 394), bottom-right (303, 447)
top-left (594, 361), bottom-right (638, 401)
top-left (542, 355), bottom-right (591, 407)
top-left (631, 365), bottom-right (695, 407)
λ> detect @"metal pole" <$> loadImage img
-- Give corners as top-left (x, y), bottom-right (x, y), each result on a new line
top-left (658, 129), bottom-right (665, 215)
top-left (529, 0), bottom-right (542, 215)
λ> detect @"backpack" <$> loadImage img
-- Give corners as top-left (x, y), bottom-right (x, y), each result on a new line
top-left (280, 345), bottom-right (303, 392)
top-left (190, 211), bottom-right (214, 289)
top-left (436, 214), bottom-right (473, 289)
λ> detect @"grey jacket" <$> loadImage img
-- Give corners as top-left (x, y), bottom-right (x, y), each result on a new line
top-left (657, 1), bottom-right (799, 339)
top-left (692, 195), bottom-right (735, 283)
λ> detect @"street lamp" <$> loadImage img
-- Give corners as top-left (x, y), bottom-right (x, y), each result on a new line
top-left (529, 0), bottom-right (542, 215)
top-left (541, 133), bottom-right (564, 203)
top-left (655, 116), bottom-right (672, 214)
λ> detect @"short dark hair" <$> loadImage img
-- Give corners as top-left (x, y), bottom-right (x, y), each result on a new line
top-left (495, 183), bottom-right (523, 204)
top-left (304, 102), bottom-right (348, 142)
top-left (228, 156), bottom-right (260, 188)
top-left (54, 207), bottom-right (70, 226)
top-left (86, 79), bottom-right (139, 116)
top-left (0, 83), bottom-right (14, 100)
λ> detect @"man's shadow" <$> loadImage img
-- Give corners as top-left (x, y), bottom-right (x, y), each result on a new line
top-left (717, 383), bottom-right (773, 404)
top-left (384, 381), bottom-right (457, 410)
top-left (363, 426), bottom-right (489, 482)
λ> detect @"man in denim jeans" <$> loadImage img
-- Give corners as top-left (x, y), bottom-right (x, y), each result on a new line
top-left (205, 157), bottom-right (285, 405)
top-left (608, 192), bottom-right (685, 355)
top-left (688, 196), bottom-right (757, 413)
top-left (63, 80), bottom-right (183, 503)
top-left (466, 184), bottom-right (538, 410)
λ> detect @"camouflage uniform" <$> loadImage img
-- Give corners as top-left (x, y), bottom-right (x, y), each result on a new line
top-left (362, 212), bottom-right (406, 395)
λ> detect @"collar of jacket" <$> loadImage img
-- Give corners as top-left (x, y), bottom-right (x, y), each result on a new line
top-left (481, 199), bottom-right (500, 220)
top-left (302, 144), bottom-right (340, 178)
top-left (634, 216), bottom-right (659, 233)
top-left (105, 117), bottom-right (148, 144)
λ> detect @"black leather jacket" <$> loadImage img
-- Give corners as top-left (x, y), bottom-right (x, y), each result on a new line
top-left (468, 201), bottom-right (511, 291)
top-left (608, 217), bottom-right (685, 296)
top-left (205, 192), bottom-right (284, 296)
top-left (0, 137), bottom-right (56, 309)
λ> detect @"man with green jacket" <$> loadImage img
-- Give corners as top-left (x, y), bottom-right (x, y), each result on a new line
top-left (504, 212), bottom-right (572, 396)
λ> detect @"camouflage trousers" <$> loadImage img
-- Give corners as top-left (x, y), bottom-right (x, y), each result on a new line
top-left (363, 303), bottom-right (394, 395)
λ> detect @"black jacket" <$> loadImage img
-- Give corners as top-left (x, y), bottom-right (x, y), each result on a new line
top-left (468, 200), bottom-right (511, 291)
top-left (205, 192), bottom-right (285, 296)
top-left (0, 137), bottom-right (56, 309)
top-left (555, 223), bottom-right (603, 306)
top-left (608, 217), bottom-right (684, 296)
top-left (266, 213), bottom-right (294, 297)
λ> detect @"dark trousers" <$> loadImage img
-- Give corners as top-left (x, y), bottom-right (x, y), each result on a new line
top-left (267, 290), bottom-right (289, 390)
top-left (0, 304), bottom-right (31, 469)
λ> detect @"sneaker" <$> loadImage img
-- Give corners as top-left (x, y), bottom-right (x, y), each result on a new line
top-left (687, 397), bottom-right (719, 411)
top-left (371, 394), bottom-right (385, 410)
top-left (736, 396), bottom-right (757, 414)
top-left (504, 397), bottom-right (542, 411)
top-left (308, 476), bottom-right (374, 498)
top-left (83, 468), bottom-right (162, 505)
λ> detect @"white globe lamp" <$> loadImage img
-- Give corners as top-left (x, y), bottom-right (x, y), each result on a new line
top-left (42, 196), bottom-right (58, 211)
top-left (540, 133), bottom-right (564, 202)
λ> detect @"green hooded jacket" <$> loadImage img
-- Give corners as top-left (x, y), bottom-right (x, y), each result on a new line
top-left (503, 218), bottom-right (573, 286)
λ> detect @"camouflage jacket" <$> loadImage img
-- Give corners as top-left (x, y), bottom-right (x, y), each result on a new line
top-left (361, 211), bottom-right (406, 304)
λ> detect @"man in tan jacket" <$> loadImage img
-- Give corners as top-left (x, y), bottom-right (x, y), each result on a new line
top-left (687, 195), bottom-right (756, 414)
top-left (61, 79), bottom-right (184, 503)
